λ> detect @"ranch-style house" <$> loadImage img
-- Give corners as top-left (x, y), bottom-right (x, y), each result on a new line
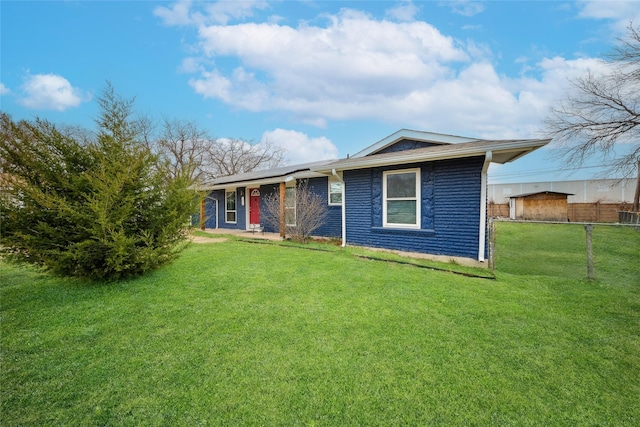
top-left (199, 129), bottom-right (550, 263)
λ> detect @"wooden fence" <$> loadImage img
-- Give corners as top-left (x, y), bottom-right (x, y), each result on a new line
top-left (488, 202), bottom-right (634, 223)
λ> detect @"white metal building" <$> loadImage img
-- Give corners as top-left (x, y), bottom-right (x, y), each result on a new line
top-left (488, 178), bottom-right (635, 204)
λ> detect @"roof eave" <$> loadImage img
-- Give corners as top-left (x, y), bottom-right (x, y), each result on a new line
top-left (200, 170), bottom-right (326, 191)
top-left (314, 139), bottom-right (550, 173)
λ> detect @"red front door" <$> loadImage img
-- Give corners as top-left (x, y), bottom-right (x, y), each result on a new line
top-left (249, 188), bottom-right (260, 225)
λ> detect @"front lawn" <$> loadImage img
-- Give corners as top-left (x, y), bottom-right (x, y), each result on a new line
top-left (1, 224), bottom-right (639, 425)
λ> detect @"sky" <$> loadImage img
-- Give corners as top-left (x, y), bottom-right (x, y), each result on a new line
top-left (2, 0), bottom-right (639, 183)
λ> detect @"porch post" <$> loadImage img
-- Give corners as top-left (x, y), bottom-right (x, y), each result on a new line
top-left (279, 182), bottom-right (286, 238)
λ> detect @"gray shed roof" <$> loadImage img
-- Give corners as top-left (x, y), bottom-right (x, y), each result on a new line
top-left (509, 191), bottom-right (575, 199)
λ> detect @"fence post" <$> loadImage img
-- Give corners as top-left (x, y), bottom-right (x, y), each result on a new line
top-left (584, 224), bottom-right (594, 280)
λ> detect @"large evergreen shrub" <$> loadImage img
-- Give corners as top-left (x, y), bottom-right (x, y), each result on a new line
top-left (0, 86), bottom-right (197, 280)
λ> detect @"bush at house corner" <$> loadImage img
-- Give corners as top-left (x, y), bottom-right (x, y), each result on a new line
top-left (0, 85), bottom-right (197, 280)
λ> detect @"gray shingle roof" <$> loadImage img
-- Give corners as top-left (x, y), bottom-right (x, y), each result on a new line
top-left (198, 132), bottom-right (551, 191)
top-left (202, 159), bottom-right (335, 188)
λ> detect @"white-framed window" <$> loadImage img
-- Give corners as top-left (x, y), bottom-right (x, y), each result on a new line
top-left (328, 178), bottom-right (343, 205)
top-left (383, 168), bottom-right (420, 228)
top-left (225, 190), bottom-right (237, 223)
top-left (285, 186), bottom-right (296, 226)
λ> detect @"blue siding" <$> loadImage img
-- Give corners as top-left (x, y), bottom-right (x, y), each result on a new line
top-left (306, 177), bottom-right (342, 238)
top-left (378, 140), bottom-right (444, 154)
top-left (344, 156), bottom-right (484, 259)
top-left (260, 184), bottom-right (280, 233)
top-left (237, 188), bottom-right (247, 229)
top-left (256, 179), bottom-right (341, 237)
top-left (204, 189), bottom-right (246, 230)
top-left (203, 191), bottom-right (222, 229)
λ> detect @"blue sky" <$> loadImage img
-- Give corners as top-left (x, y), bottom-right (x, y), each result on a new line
top-left (2, 0), bottom-right (639, 183)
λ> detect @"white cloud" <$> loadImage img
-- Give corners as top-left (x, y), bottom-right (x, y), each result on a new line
top-left (180, 57), bottom-right (203, 73)
top-left (462, 24), bottom-right (483, 31)
top-left (578, 0), bottom-right (640, 21)
top-left (186, 8), bottom-right (467, 123)
top-left (154, 0), bottom-right (198, 26)
top-left (0, 83), bottom-right (10, 95)
top-left (262, 129), bottom-right (338, 165)
top-left (386, 1), bottom-right (420, 22)
top-left (159, 2), bottom-right (620, 140)
top-left (444, 1), bottom-right (486, 17)
top-left (577, 0), bottom-right (640, 34)
top-left (18, 73), bottom-right (88, 111)
top-left (203, 0), bottom-right (269, 25)
top-left (154, 0), bottom-right (269, 26)
top-left (153, 0), bottom-right (194, 26)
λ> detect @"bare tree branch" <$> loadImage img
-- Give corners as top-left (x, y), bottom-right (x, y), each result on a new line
top-left (545, 23), bottom-right (640, 210)
top-left (149, 118), bottom-right (212, 184)
top-left (205, 137), bottom-right (284, 179)
top-left (261, 180), bottom-right (328, 242)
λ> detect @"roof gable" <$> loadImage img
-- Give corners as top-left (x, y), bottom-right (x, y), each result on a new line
top-left (351, 129), bottom-right (479, 158)
top-left (376, 139), bottom-right (447, 155)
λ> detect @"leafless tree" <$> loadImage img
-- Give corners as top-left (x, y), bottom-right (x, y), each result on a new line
top-left (262, 180), bottom-right (329, 242)
top-left (133, 113), bottom-right (156, 148)
top-left (149, 120), bottom-right (284, 183)
top-left (207, 137), bottom-right (284, 178)
top-left (545, 24), bottom-right (640, 211)
top-left (154, 118), bottom-right (212, 183)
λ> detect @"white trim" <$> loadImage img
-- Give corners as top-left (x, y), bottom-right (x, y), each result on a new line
top-left (285, 182), bottom-right (296, 226)
top-left (383, 168), bottom-right (421, 229)
top-left (225, 189), bottom-right (237, 224)
top-left (332, 169), bottom-right (346, 247)
top-left (328, 177), bottom-right (343, 206)
top-left (246, 187), bottom-right (261, 229)
top-left (478, 151), bottom-right (492, 262)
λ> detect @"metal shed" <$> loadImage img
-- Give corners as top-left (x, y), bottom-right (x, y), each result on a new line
top-left (509, 191), bottom-right (574, 222)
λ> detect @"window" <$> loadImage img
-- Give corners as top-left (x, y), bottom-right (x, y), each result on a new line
top-left (383, 168), bottom-right (420, 228)
top-left (225, 190), bottom-right (236, 223)
top-left (285, 186), bottom-right (296, 226)
top-left (328, 178), bottom-right (343, 205)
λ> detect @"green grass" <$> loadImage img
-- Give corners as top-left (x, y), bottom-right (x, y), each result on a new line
top-left (193, 230), bottom-right (496, 279)
top-left (495, 221), bottom-right (640, 284)
top-left (2, 224), bottom-right (639, 425)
